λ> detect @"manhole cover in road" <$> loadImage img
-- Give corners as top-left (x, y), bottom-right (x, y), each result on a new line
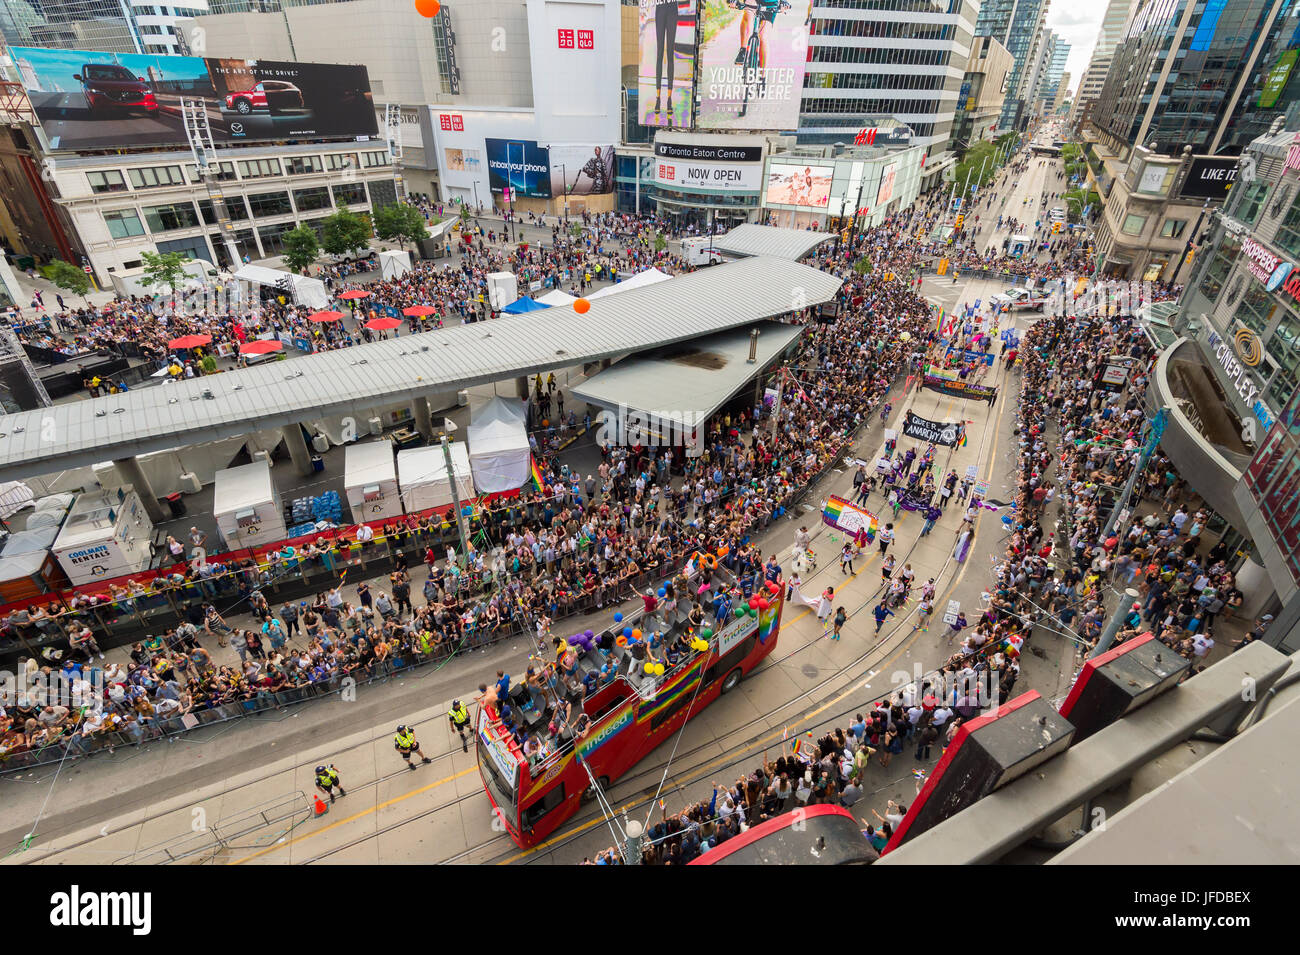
top-left (801, 664), bottom-right (819, 679)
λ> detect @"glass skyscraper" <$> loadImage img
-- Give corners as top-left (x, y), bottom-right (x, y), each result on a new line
top-left (1092, 0), bottom-right (1300, 157)
top-left (974, 0), bottom-right (1049, 131)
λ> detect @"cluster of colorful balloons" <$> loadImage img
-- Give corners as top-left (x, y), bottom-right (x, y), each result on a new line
top-left (566, 630), bottom-right (597, 655)
top-left (643, 662), bottom-right (666, 676)
top-left (689, 636), bottom-right (709, 653)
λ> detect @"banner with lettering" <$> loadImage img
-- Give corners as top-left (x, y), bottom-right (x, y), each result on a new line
top-left (902, 412), bottom-right (963, 447)
top-left (922, 375), bottom-right (997, 402)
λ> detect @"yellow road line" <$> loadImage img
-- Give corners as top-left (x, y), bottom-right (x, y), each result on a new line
top-left (227, 766), bottom-right (477, 865)
top-left (498, 387), bottom-right (1010, 864)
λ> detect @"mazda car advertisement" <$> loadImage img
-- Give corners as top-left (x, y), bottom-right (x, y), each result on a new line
top-left (11, 47), bottom-right (378, 150)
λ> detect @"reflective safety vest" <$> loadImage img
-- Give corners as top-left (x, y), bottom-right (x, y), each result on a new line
top-left (450, 704), bottom-right (469, 727)
top-left (395, 730), bottom-right (416, 750)
top-left (316, 767), bottom-right (339, 787)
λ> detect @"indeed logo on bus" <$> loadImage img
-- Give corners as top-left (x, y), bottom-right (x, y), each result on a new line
top-left (576, 704), bottom-right (632, 760)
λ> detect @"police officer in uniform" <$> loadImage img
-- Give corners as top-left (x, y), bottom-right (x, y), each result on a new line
top-left (315, 764), bottom-right (346, 802)
top-left (448, 700), bottom-right (472, 753)
top-left (394, 724), bottom-right (432, 770)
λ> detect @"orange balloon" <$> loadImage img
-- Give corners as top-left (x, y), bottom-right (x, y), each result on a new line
top-left (414, 0), bottom-right (441, 16)
top-left (573, 298), bottom-right (590, 314)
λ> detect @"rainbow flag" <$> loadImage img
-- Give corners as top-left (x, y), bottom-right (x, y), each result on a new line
top-left (529, 455), bottom-right (546, 492)
top-left (822, 495), bottom-right (878, 543)
top-left (789, 736), bottom-right (802, 756)
top-left (935, 306), bottom-right (944, 334)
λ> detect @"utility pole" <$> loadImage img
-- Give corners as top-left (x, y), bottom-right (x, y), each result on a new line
top-left (1101, 407), bottom-right (1168, 542)
top-left (1090, 587), bottom-right (1142, 658)
top-left (769, 363), bottom-right (787, 443)
top-left (440, 418), bottom-right (470, 569)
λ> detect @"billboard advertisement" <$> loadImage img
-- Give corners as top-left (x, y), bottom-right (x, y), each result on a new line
top-left (696, 0), bottom-right (813, 130)
top-left (876, 163), bottom-right (898, 207)
top-left (1179, 156), bottom-right (1240, 200)
top-left (637, 0), bottom-right (698, 128)
top-left (548, 144), bottom-right (615, 195)
top-left (485, 138), bottom-right (552, 197)
top-left (765, 162), bottom-right (832, 207)
top-left (11, 47), bottom-right (376, 150)
top-left (656, 157), bottom-right (762, 191)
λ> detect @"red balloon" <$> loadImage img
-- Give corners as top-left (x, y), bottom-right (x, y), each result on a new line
top-left (748, 597), bottom-right (759, 609)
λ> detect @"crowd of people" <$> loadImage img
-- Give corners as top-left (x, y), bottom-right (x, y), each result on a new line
top-left (1002, 311), bottom-right (1266, 669)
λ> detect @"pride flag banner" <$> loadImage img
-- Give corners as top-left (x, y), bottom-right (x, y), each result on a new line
top-left (822, 495), bottom-right (879, 543)
top-left (529, 455), bottom-right (546, 492)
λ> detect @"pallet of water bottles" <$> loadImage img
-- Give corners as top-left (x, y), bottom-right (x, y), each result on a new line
top-left (289, 490), bottom-right (343, 526)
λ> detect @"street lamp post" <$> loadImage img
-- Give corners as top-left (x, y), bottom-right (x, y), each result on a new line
top-left (440, 418), bottom-right (471, 570)
top-left (558, 162), bottom-right (569, 223)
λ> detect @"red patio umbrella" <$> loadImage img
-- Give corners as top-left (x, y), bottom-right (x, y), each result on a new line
top-left (167, 334), bottom-right (212, 349)
top-left (308, 310), bottom-right (345, 323)
top-left (238, 339), bottom-right (284, 355)
top-left (402, 305), bottom-right (437, 317)
top-left (338, 289), bottom-right (371, 301)
top-left (364, 317), bottom-right (403, 331)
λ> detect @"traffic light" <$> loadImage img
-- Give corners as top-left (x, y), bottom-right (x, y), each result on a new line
top-left (1185, 248), bottom-right (1196, 265)
top-left (937, 258), bottom-right (950, 275)
top-left (1052, 222), bottom-right (1062, 235)
top-left (955, 215), bottom-right (965, 229)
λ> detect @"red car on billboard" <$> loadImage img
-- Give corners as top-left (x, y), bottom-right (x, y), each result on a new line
top-left (73, 64), bottom-right (158, 116)
top-left (224, 80), bottom-right (304, 115)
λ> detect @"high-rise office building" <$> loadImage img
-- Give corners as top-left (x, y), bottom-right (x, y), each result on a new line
top-left (1090, 0), bottom-right (1300, 159)
top-left (0, 0), bottom-right (211, 54)
top-left (974, 0), bottom-right (1050, 131)
top-left (800, 0), bottom-right (980, 161)
top-left (1072, 0), bottom-right (1137, 121)
top-left (1036, 32), bottom-right (1069, 110)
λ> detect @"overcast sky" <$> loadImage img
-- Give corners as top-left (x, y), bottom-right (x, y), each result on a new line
top-left (1047, 3), bottom-right (1107, 95)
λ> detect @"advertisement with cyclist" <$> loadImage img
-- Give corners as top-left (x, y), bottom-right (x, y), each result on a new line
top-left (11, 46), bottom-right (377, 150)
top-left (695, 0), bottom-right (813, 130)
top-left (638, 0), bottom-right (698, 129)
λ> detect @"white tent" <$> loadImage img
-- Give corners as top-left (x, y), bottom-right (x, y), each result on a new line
top-left (232, 264), bottom-right (330, 310)
top-left (398, 444), bottom-right (475, 512)
top-left (379, 249), bottom-right (411, 280)
top-left (586, 268), bottom-right (672, 300)
top-left (466, 397), bottom-right (531, 493)
top-left (537, 289), bottom-right (576, 306)
top-left (0, 481), bottom-right (34, 520)
top-left (486, 271), bottom-right (517, 309)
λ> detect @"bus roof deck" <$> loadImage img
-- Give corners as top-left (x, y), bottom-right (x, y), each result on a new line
top-left (479, 561), bottom-right (773, 780)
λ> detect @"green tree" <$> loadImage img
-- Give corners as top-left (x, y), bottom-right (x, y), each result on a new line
top-left (280, 225), bottom-right (320, 274)
top-left (853, 257), bottom-right (872, 275)
top-left (373, 203), bottom-right (429, 251)
top-left (653, 231), bottom-right (667, 253)
top-left (320, 209), bottom-right (373, 258)
top-left (140, 250), bottom-right (190, 294)
top-left (39, 259), bottom-right (91, 302)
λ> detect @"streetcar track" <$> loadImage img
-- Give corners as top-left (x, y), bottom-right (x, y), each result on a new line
top-left (27, 348), bottom-right (1009, 867)
top-left (300, 378), bottom-right (1011, 865)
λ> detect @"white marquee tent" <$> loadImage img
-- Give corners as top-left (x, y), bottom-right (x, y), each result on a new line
top-left (586, 268), bottom-right (672, 300)
top-left (466, 397), bottom-right (531, 493)
top-left (232, 264), bottom-right (330, 310)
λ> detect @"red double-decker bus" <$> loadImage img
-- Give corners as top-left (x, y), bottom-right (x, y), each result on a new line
top-left (477, 563), bottom-right (784, 848)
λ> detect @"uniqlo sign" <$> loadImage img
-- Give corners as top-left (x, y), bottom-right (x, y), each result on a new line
top-left (658, 163), bottom-right (674, 181)
top-left (558, 28), bottom-right (593, 49)
top-left (438, 114), bottom-right (463, 132)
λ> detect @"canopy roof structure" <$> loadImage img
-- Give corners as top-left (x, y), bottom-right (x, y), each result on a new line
top-left (711, 224), bottom-right (835, 261)
top-left (0, 256), bottom-right (840, 480)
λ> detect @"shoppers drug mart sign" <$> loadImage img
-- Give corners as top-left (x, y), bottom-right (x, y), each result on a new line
top-left (1242, 237), bottom-right (1283, 284)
